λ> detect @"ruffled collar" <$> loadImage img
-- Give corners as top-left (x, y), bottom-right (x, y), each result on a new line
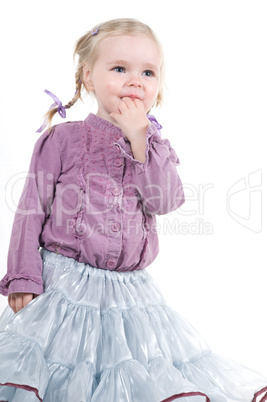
top-left (84, 112), bottom-right (162, 135)
top-left (84, 113), bottom-right (123, 136)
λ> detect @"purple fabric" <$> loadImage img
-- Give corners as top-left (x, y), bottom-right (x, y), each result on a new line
top-left (147, 114), bottom-right (163, 131)
top-left (36, 90), bottom-right (66, 133)
top-left (92, 25), bottom-right (100, 35)
top-left (0, 113), bottom-right (185, 296)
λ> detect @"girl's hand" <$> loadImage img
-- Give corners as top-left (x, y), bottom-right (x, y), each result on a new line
top-left (110, 97), bottom-right (150, 143)
top-left (8, 292), bottom-right (36, 314)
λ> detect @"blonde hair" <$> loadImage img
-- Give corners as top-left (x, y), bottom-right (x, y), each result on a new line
top-left (44, 18), bottom-right (165, 129)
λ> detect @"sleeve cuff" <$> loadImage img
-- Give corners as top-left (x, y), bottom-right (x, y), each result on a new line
top-left (114, 124), bottom-right (160, 170)
top-left (114, 124), bottom-right (180, 170)
top-left (0, 275), bottom-right (43, 296)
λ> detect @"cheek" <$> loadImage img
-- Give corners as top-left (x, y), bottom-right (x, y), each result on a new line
top-left (146, 84), bottom-right (160, 105)
top-left (105, 77), bottom-right (121, 94)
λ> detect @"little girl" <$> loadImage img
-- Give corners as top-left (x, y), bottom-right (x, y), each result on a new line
top-left (0, 18), bottom-right (266, 402)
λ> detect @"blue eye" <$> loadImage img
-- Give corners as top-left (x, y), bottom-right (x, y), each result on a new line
top-left (143, 70), bottom-right (154, 77)
top-left (113, 66), bottom-right (125, 73)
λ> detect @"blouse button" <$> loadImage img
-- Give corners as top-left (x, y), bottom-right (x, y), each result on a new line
top-left (107, 258), bottom-right (116, 269)
top-left (113, 158), bottom-right (123, 167)
top-left (111, 222), bottom-right (121, 232)
top-left (112, 187), bottom-right (121, 196)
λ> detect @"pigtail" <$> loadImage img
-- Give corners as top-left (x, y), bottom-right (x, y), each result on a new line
top-left (43, 107), bottom-right (60, 132)
top-left (64, 71), bottom-right (83, 111)
top-left (38, 70), bottom-right (84, 133)
top-left (38, 36), bottom-right (89, 134)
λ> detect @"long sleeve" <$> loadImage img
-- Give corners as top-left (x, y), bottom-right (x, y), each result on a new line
top-left (0, 128), bottom-right (62, 296)
top-left (114, 123), bottom-right (185, 215)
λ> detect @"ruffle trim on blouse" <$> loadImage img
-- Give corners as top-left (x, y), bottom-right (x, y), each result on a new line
top-left (0, 274), bottom-right (43, 296)
top-left (68, 121), bottom-right (88, 261)
top-left (114, 123), bottom-right (180, 171)
top-left (114, 123), bottom-right (159, 169)
top-left (84, 113), bottom-right (123, 136)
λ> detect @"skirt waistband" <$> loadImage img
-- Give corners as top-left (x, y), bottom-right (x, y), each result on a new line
top-left (40, 247), bottom-right (148, 284)
top-left (39, 247), bottom-right (165, 312)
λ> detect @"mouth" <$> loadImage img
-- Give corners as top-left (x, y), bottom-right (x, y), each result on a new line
top-left (121, 95), bottom-right (142, 101)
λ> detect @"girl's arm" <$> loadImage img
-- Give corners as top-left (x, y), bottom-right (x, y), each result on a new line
top-left (111, 99), bottom-right (184, 216)
top-left (116, 126), bottom-right (184, 215)
top-left (0, 127), bottom-right (62, 298)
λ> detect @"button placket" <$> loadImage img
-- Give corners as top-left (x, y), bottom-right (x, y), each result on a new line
top-left (110, 221), bottom-right (121, 232)
top-left (104, 136), bottom-right (125, 270)
top-left (112, 187), bottom-right (121, 197)
top-left (106, 258), bottom-right (117, 269)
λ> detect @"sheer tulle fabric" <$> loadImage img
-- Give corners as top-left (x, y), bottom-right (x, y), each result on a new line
top-left (0, 248), bottom-right (266, 401)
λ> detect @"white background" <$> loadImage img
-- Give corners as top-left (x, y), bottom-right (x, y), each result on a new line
top-left (0, 0), bottom-right (266, 377)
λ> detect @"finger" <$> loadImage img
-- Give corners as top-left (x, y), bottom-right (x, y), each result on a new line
top-left (121, 97), bottom-right (136, 108)
top-left (8, 294), bottom-right (16, 313)
top-left (133, 98), bottom-right (144, 109)
top-left (118, 99), bottom-right (130, 112)
top-left (23, 293), bottom-right (34, 308)
top-left (15, 294), bottom-right (23, 313)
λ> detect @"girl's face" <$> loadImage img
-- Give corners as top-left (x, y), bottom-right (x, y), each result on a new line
top-left (84, 34), bottom-right (162, 124)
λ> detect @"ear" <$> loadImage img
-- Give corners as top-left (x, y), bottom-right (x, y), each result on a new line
top-left (83, 63), bottom-right (95, 92)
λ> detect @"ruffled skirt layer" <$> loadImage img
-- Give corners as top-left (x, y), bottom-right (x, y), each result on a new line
top-left (0, 248), bottom-right (266, 401)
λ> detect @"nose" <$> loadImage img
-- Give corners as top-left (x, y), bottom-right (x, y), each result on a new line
top-left (127, 74), bottom-right (142, 88)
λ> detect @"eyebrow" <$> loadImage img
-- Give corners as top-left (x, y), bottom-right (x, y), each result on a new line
top-left (107, 59), bottom-right (159, 72)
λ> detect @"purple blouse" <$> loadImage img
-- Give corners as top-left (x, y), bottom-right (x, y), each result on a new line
top-left (0, 113), bottom-right (185, 296)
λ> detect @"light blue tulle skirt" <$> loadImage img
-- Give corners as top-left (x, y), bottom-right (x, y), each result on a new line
top-left (0, 248), bottom-right (266, 402)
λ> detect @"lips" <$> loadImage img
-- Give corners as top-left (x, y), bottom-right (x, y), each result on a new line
top-left (121, 94), bottom-right (141, 101)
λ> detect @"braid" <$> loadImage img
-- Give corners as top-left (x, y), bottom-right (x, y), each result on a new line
top-left (44, 107), bottom-right (60, 132)
top-left (43, 69), bottom-right (83, 132)
top-left (64, 69), bottom-right (83, 110)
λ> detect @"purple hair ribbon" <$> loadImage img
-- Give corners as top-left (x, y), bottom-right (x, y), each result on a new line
top-left (147, 114), bottom-right (162, 132)
top-left (36, 89), bottom-right (66, 133)
top-left (92, 25), bottom-right (100, 36)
